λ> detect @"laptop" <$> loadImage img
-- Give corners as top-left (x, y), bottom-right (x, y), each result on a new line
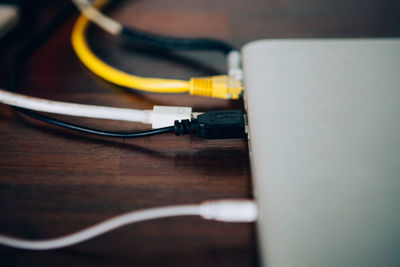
top-left (242, 39), bottom-right (400, 267)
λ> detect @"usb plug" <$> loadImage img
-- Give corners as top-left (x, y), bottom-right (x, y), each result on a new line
top-left (174, 110), bottom-right (246, 139)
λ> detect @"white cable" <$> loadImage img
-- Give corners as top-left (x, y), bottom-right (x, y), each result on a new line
top-left (72, 0), bottom-right (122, 35)
top-left (0, 89), bottom-right (193, 127)
top-left (0, 89), bottom-right (192, 129)
top-left (0, 205), bottom-right (200, 250)
top-left (0, 88), bottom-right (151, 124)
top-left (0, 199), bottom-right (257, 250)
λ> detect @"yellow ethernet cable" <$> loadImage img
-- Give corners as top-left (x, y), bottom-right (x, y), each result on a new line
top-left (71, 0), bottom-right (189, 93)
top-left (71, 0), bottom-right (243, 99)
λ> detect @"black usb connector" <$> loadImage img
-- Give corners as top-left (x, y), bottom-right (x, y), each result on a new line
top-left (174, 110), bottom-right (246, 139)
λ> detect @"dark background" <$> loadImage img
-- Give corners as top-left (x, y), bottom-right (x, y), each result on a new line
top-left (0, 0), bottom-right (399, 266)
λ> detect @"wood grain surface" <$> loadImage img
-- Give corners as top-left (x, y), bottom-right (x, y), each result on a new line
top-left (0, 0), bottom-right (399, 266)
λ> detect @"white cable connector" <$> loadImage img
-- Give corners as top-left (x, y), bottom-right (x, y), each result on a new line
top-left (0, 88), bottom-right (192, 128)
top-left (152, 106), bottom-right (192, 129)
top-left (227, 50), bottom-right (243, 81)
top-left (0, 199), bottom-right (257, 250)
top-left (72, 0), bottom-right (122, 35)
top-left (200, 199), bottom-right (258, 222)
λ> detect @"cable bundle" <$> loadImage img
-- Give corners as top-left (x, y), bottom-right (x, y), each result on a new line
top-left (0, 0), bottom-right (256, 253)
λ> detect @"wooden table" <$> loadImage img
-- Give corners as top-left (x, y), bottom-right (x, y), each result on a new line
top-left (0, 0), bottom-right (398, 266)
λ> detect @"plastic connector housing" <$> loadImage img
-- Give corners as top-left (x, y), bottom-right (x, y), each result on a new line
top-left (200, 199), bottom-right (257, 222)
top-left (152, 105), bottom-right (192, 128)
top-left (189, 75), bottom-right (243, 99)
top-left (174, 110), bottom-right (246, 139)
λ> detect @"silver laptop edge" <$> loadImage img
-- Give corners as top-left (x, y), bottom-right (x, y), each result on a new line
top-left (243, 39), bottom-right (400, 267)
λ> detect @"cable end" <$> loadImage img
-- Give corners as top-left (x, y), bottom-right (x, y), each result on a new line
top-left (174, 110), bottom-right (246, 139)
top-left (189, 75), bottom-right (243, 100)
top-left (200, 199), bottom-right (258, 222)
top-left (151, 105), bottom-right (192, 128)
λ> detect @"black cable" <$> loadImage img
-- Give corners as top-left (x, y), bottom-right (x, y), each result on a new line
top-left (121, 27), bottom-right (237, 55)
top-left (17, 108), bottom-right (174, 138)
top-left (8, 2), bottom-right (174, 138)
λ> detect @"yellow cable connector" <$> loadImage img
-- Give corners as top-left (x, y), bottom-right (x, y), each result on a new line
top-left (189, 75), bottom-right (243, 99)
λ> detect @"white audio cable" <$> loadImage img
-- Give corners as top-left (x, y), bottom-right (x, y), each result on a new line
top-left (0, 199), bottom-right (257, 250)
